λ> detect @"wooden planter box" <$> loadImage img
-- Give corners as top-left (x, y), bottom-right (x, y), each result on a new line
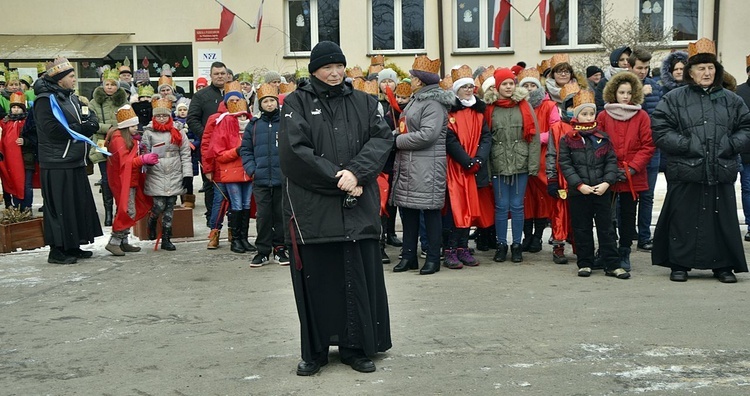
top-left (0, 217), bottom-right (45, 253)
top-left (133, 207), bottom-right (194, 240)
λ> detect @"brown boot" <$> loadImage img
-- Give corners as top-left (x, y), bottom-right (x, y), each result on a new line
top-left (182, 194), bottom-right (196, 209)
top-left (553, 243), bottom-right (568, 264)
top-left (105, 243), bottom-right (125, 256)
top-left (207, 229), bottom-right (221, 249)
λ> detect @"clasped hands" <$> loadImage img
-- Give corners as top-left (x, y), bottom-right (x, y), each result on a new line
top-left (578, 182), bottom-right (610, 196)
top-left (336, 169), bottom-right (363, 197)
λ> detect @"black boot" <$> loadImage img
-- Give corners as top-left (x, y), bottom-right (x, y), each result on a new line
top-left (528, 218), bottom-right (546, 253)
top-left (475, 228), bottom-right (489, 251)
top-left (161, 227), bottom-right (176, 251)
top-left (228, 211), bottom-right (245, 253)
top-left (493, 243), bottom-right (508, 262)
top-left (147, 215), bottom-right (158, 241)
top-left (102, 183), bottom-right (114, 227)
top-left (521, 219), bottom-right (534, 251)
top-left (419, 260), bottom-right (440, 275)
top-left (511, 243), bottom-right (523, 262)
top-left (393, 257), bottom-right (418, 272)
top-left (381, 246), bottom-right (391, 264)
top-left (487, 227), bottom-right (498, 250)
top-left (238, 210), bottom-right (257, 252)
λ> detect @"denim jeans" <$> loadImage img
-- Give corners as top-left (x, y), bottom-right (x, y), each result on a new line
top-left (741, 162), bottom-right (750, 231)
top-left (11, 169), bottom-right (34, 211)
top-left (225, 181), bottom-right (252, 211)
top-left (637, 150), bottom-right (660, 243)
top-left (209, 182), bottom-right (228, 229)
top-left (492, 173), bottom-right (529, 245)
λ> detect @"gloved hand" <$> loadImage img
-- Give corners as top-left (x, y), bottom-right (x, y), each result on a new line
top-left (182, 176), bottom-right (193, 190)
top-left (132, 133), bottom-right (142, 142)
top-left (629, 167), bottom-right (636, 176)
top-left (616, 168), bottom-right (627, 182)
top-left (468, 157), bottom-right (482, 174)
top-left (547, 180), bottom-right (560, 198)
top-left (140, 153), bottom-right (159, 165)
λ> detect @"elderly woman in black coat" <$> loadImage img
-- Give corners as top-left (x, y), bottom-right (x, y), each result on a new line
top-left (651, 38), bottom-right (750, 283)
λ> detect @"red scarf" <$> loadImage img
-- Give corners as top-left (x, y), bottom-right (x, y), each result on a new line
top-left (152, 117), bottom-right (183, 146)
top-left (492, 98), bottom-right (537, 142)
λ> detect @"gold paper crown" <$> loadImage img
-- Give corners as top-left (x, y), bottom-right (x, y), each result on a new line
top-left (5, 69), bottom-right (19, 83)
top-left (687, 37), bottom-right (716, 59)
top-left (224, 81), bottom-right (242, 94)
top-left (227, 98), bottom-right (248, 114)
top-left (438, 76), bottom-right (453, 91)
top-left (9, 92), bottom-right (26, 106)
top-left (279, 82), bottom-right (296, 94)
top-left (549, 54), bottom-right (571, 69)
top-left (346, 66), bottom-right (364, 79)
top-left (151, 97), bottom-right (172, 111)
top-left (102, 68), bottom-right (119, 82)
top-left (257, 83), bottom-right (279, 99)
top-left (20, 75), bottom-right (33, 86)
top-left (573, 89), bottom-right (595, 108)
top-left (450, 65), bottom-right (473, 82)
top-left (295, 69), bottom-right (310, 79)
top-left (352, 79), bottom-right (379, 96)
top-left (116, 105), bottom-right (138, 125)
top-left (476, 65), bottom-right (495, 86)
top-left (371, 55), bottom-right (385, 66)
top-left (46, 57), bottom-right (74, 78)
top-left (412, 55), bottom-right (441, 74)
top-left (138, 85), bottom-right (154, 97)
top-left (537, 59), bottom-right (551, 75)
top-left (560, 81), bottom-right (582, 101)
top-left (158, 75), bottom-right (174, 88)
top-left (394, 81), bottom-right (412, 97)
top-left (36, 62), bottom-right (46, 75)
top-left (517, 68), bottom-right (541, 83)
top-left (237, 72), bottom-right (253, 83)
top-left (368, 64), bottom-right (384, 76)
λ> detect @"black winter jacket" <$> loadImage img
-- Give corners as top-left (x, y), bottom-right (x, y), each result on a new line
top-left (186, 84), bottom-right (223, 139)
top-left (736, 80), bottom-right (750, 164)
top-left (33, 77), bottom-right (99, 169)
top-left (446, 97), bottom-right (492, 187)
top-left (241, 109), bottom-right (283, 187)
top-left (652, 82), bottom-right (750, 185)
top-left (558, 127), bottom-right (619, 196)
top-left (279, 77), bottom-right (393, 245)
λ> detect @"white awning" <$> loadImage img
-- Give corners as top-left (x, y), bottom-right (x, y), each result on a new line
top-left (0, 33), bottom-right (133, 60)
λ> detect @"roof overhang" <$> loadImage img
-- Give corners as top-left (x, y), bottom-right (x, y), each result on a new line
top-left (0, 33), bottom-right (134, 60)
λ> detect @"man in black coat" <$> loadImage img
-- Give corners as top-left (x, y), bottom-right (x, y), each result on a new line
top-left (735, 57), bottom-right (750, 241)
top-left (186, 61), bottom-right (228, 226)
top-left (279, 41), bottom-right (393, 376)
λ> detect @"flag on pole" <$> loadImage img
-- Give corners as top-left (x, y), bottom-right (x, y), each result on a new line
top-left (492, 0), bottom-right (512, 48)
top-left (218, 6), bottom-right (236, 43)
top-left (539, 0), bottom-right (551, 39)
top-left (255, 0), bottom-right (265, 42)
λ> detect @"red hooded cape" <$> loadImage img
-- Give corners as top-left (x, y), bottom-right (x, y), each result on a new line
top-left (107, 132), bottom-right (153, 231)
top-left (0, 118), bottom-right (27, 199)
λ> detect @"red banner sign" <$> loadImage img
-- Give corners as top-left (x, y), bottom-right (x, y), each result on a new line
top-left (195, 29), bottom-right (221, 42)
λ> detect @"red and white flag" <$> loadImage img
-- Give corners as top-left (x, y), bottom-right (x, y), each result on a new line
top-left (539, 0), bottom-right (551, 39)
top-left (492, 0), bottom-right (512, 48)
top-left (218, 6), bottom-right (236, 43)
top-left (255, 0), bottom-right (265, 42)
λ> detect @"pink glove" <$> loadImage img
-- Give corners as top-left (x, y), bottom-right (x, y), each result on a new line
top-left (540, 132), bottom-right (549, 145)
top-left (141, 153), bottom-right (159, 165)
top-left (132, 133), bottom-right (142, 141)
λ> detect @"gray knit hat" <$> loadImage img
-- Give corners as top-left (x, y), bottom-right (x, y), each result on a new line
top-left (264, 70), bottom-right (282, 83)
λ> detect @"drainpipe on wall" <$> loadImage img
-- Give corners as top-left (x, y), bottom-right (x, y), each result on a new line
top-left (437, 0), bottom-right (445, 77)
top-left (712, 0), bottom-right (720, 52)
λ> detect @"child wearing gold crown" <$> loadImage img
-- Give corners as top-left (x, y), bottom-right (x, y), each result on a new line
top-left (104, 105), bottom-right (156, 256)
top-left (557, 91), bottom-right (628, 279)
top-left (0, 91), bottom-right (31, 210)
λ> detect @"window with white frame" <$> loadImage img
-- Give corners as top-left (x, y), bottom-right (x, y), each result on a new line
top-left (544, 0), bottom-right (602, 48)
top-left (286, 0), bottom-right (340, 54)
top-left (638, 0), bottom-right (699, 43)
top-left (455, 0), bottom-right (511, 51)
top-left (371, 0), bottom-right (425, 53)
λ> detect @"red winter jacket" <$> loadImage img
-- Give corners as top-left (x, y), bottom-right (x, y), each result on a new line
top-left (596, 108), bottom-right (655, 193)
top-left (209, 112), bottom-right (251, 183)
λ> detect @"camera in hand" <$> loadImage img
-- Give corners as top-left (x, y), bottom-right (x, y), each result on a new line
top-left (343, 194), bottom-right (358, 209)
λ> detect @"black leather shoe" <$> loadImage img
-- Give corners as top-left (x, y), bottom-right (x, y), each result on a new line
top-left (341, 355), bottom-right (376, 373)
top-left (714, 271), bottom-right (737, 283)
top-left (745, 231), bottom-right (750, 242)
top-left (637, 240), bottom-right (653, 251)
top-left (66, 248), bottom-right (94, 259)
top-left (386, 234), bottom-right (403, 247)
top-left (393, 257), bottom-right (418, 272)
top-left (296, 357), bottom-right (329, 376)
top-left (669, 270), bottom-right (688, 282)
top-left (48, 248), bottom-right (77, 265)
top-left (419, 261), bottom-right (440, 275)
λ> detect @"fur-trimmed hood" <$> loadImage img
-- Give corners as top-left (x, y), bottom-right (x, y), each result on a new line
top-left (92, 85), bottom-right (128, 106)
top-left (413, 84), bottom-right (456, 109)
top-left (483, 86), bottom-right (529, 105)
top-left (603, 72), bottom-right (644, 105)
top-left (659, 51), bottom-right (689, 92)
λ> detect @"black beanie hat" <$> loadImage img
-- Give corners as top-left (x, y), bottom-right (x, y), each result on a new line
top-left (308, 41), bottom-right (347, 74)
top-left (586, 66), bottom-right (603, 78)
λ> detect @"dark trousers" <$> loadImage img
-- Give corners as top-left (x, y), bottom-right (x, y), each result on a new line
top-left (614, 192), bottom-right (637, 248)
top-left (201, 171), bottom-right (214, 221)
top-left (569, 192), bottom-right (618, 270)
top-left (253, 184), bottom-right (284, 255)
top-left (401, 208), bottom-right (441, 262)
top-left (442, 196), bottom-right (470, 248)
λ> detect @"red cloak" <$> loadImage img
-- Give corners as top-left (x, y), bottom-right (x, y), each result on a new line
top-left (524, 99), bottom-right (558, 219)
top-left (0, 118), bottom-right (27, 199)
top-left (107, 132), bottom-right (153, 231)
